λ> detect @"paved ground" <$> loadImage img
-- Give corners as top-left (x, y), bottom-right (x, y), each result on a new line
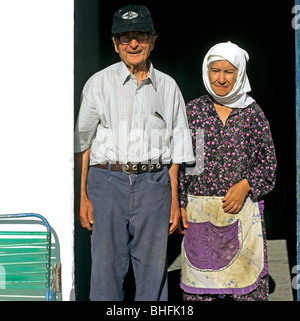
top-left (168, 239), bottom-right (294, 301)
top-left (267, 240), bottom-right (294, 301)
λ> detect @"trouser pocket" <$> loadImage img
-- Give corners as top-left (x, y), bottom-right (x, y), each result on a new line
top-left (183, 220), bottom-right (240, 270)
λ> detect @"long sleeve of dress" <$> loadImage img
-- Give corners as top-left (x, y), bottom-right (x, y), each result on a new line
top-left (243, 105), bottom-right (277, 199)
top-left (178, 103), bottom-right (198, 209)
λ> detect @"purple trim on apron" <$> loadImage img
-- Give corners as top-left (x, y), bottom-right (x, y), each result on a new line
top-left (180, 260), bottom-right (268, 295)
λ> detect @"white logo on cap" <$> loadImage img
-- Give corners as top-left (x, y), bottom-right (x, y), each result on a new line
top-left (122, 11), bottom-right (138, 20)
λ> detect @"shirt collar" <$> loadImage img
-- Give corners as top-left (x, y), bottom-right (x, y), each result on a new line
top-left (119, 60), bottom-right (157, 90)
top-left (119, 61), bottom-right (132, 84)
top-left (147, 61), bottom-right (157, 90)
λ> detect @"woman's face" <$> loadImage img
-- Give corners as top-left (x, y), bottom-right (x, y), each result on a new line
top-left (209, 60), bottom-right (238, 96)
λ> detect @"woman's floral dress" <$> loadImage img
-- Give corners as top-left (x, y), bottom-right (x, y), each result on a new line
top-left (179, 95), bottom-right (277, 301)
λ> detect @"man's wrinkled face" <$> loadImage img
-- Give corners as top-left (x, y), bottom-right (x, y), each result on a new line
top-left (113, 32), bottom-right (156, 70)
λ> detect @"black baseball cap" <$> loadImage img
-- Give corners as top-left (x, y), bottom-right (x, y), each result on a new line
top-left (111, 4), bottom-right (154, 34)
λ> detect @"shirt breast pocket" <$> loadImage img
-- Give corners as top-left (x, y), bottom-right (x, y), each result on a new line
top-left (145, 114), bottom-right (167, 149)
top-left (145, 114), bottom-right (166, 130)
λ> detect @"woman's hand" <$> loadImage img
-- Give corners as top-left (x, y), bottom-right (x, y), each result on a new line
top-left (222, 179), bottom-right (250, 214)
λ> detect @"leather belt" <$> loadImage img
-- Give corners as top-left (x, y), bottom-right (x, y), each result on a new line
top-left (91, 161), bottom-right (165, 175)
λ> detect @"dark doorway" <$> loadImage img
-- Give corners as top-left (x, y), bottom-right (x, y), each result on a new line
top-left (74, 0), bottom-right (296, 300)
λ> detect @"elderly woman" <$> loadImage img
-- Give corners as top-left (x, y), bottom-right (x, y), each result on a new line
top-left (178, 42), bottom-right (276, 301)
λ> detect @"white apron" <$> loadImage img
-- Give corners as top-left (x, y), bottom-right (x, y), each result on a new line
top-left (181, 195), bottom-right (267, 295)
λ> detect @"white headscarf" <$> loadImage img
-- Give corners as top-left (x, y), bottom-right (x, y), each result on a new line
top-left (202, 41), bottom-right (255, 108)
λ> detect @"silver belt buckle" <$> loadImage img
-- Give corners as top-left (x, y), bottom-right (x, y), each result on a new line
top-left (122, 162), bottom-right (131, 175)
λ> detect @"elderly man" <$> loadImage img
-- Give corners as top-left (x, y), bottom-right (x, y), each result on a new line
top-left (74, 4), bottom-right (194, 301)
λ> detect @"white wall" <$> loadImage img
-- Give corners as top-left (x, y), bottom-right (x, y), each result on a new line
top-left (0, 0), bottom-right (74, 300)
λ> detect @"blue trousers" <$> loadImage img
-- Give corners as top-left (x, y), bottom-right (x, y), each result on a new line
top-left (87, 165), bottom-right (171, 301)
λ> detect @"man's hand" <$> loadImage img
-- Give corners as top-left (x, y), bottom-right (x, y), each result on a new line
top-left (169, 201), bottom-right (180, 235)
top-left (177, 207), bottom-right (188, 235)
top-left (75, 148), bottom-right (93, 231)
top-left (168, 164), bottom-right (180, 235)
top-left (79, 195), bottom-right (94, 231)
top-left (222, 179), bottom-right (250, 214)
